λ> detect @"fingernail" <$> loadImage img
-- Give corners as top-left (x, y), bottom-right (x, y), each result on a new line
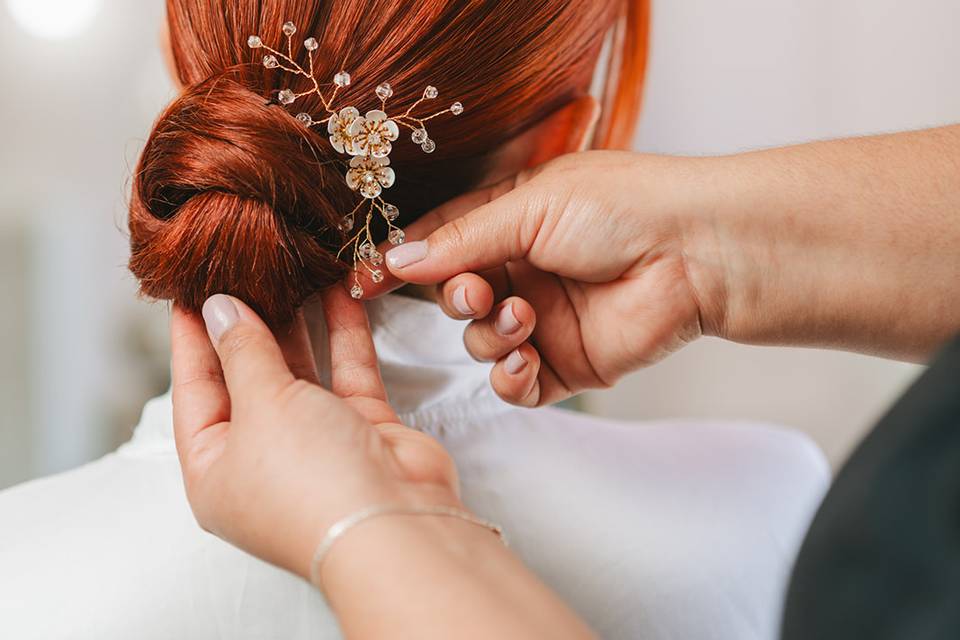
top-left (202, 295), bottom-right (239, 344)
top-left (495, 303), bottom-right (522, 335)
top-left (386, 240), bottom-right (428, 270)
top-left (504, 349), bottom-right (527, 375)
top-left (452, 286), bottom-right (475, 316)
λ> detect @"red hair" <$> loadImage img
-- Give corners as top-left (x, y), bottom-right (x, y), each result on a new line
top-left (130, 0), bottom-right (649, 326)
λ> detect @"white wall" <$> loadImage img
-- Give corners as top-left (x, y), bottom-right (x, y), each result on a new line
top-left (584, 0), bottom-right (960, 466)
top-left (0, 1), bottom-right (174, 488)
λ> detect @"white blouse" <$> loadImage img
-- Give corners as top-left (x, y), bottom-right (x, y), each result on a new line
top-left (0, 295), bottom-right (830, 639)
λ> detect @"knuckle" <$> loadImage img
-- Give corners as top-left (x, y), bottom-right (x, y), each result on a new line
top-left (217, 327), bottom-right (262, 362)
top-left (274, 378), bottom-right (317, 406)
top-left (172, 366), bottom-right (223, 392)
top-left (462, 330), bottom-right (487, 362)
top-left (442, 217), bottom-right (473, 256)
top-left (545, 153), bottom-right (581, 172)
top-left (463, 324), bottom-right (502, 362)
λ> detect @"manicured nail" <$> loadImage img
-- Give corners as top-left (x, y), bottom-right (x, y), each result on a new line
top-left (504, 349), bottom-right (527, 375)
top-left (495, 303), bottom-right (522, 335)
top-left (386, 240), bottom-right (428, 270)
top-left (452, 286), bottom-right (475, 316)
top-left (202, 295), bottom-right (239, 344)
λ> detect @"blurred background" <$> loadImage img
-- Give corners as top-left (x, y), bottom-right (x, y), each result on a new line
top-left (1, 0), bottom-right (957, 490)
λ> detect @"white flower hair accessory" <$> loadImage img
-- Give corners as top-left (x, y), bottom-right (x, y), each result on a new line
top-left (346, 155), bottom-right (395, 200)
top-left (248, 21), bottom-right (465, 299)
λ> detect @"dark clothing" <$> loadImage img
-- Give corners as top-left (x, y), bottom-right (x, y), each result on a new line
top-left (782, 336), bottom-right (960, 639)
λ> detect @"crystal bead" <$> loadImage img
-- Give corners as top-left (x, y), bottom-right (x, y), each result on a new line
top-left (411, 128), bottom-right (428, 144)
top-left (359, 242), bottom-right (375, 260)
top-left (350, 284), bottom-right (364, 300)
top-left (333, 71), bottom-right (351, 88)
top-left (450, 102), bottom-right (464, 116)
top-left (340, 214), bottom-right (355, 231)
top-left (383, 203), bottom-right (400, 222)
top-left (304, 37), bottom-right (319, 51)
top-left (371, 270), bottom-right (385, 284)
top-left (370, 252), bottom-right (384, 267)
top-left (247, 35), bottom-right (263, 49)
top-left (278, 89), bottom-right (296, 105)
top-left (263, 55), bottom-right (279, 69)
top-left (376, 82), bottom-right (393, 101)
top-left (421, 138), bottom-right (436, 154)
top-left (389, 229), bottom-right (406, 246)
top-left (424, 85), bottom-right (439, 99)
top-left (282, 22), bottom-right (297, 36)
top-left (296, 112), bottom-right (313, 126)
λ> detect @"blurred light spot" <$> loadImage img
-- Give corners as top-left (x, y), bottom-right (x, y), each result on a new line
top-left (6, 0), bottom-right (102, 40)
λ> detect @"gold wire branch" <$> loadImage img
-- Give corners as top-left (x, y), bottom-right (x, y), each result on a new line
top-left (248, 20), bottom-right (464, 299)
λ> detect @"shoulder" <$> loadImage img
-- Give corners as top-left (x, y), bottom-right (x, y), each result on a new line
top-left (0, 453), bottom-right (337, 640)
top-left (448, 406), bottom-right (830, 498)
top-left (443, 407), bottom-right (831, 640)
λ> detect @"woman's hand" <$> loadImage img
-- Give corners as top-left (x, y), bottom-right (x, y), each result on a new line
top-left (171, 286), bottom-right (459, 580)
top-left (171, 288), bottom-right (597, 639)
top-left (355, 151), bottom-right (715, 406)
top-left (358, 127), bottom-right (960, 407)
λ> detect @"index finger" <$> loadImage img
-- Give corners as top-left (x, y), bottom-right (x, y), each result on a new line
top-left (349, 173), bottom-right (528, 299)
top-left (170, 305), bottom-right (230, 456)
top-left (321, 285), bottom-right (389, 403)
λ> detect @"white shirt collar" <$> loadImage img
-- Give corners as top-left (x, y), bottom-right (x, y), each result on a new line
top-left (126, 295), bottom-right (513, 453)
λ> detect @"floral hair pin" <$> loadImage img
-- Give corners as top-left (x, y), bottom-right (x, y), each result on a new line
top-left (248, 21), bottom-right (464, 299)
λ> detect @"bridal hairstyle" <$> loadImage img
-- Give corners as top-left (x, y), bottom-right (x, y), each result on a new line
top-left (129, 0), bottom-right (650, 326)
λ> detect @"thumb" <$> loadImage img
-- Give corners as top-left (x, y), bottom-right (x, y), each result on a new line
top-left (383, 176), bottom-right (544, 285)
top-left (201, 295), bottom-right (296, 404)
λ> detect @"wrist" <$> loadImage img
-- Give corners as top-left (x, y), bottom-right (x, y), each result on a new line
top-left (682, 151), bottom-right (826, 344)
top-left (676, 155), bottom-right (757, 341)
top-left (317, 503), bottom-right (509, 602)
top-left (679, 145), bottom-right (882, 352)
top-left (315, 506), bottom-right (593, 639)
top-left (288, 479), bottom-right (462, 580)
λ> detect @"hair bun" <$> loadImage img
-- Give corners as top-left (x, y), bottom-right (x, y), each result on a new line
top-left (129, 74), bottom-right (350, 326)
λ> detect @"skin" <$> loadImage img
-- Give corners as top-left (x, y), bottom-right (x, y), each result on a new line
top-left (167, 28), bottom-right (602, 636)
top-left (174, 289), bottom-right (595, 639)
top-left (364, 126), bottom-right (960, 407)
top-left (168, 23), bottom-right (960, 630)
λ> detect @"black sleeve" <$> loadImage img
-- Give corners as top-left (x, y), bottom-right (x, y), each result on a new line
top-left (781, 335), bottom-right (960, 640)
